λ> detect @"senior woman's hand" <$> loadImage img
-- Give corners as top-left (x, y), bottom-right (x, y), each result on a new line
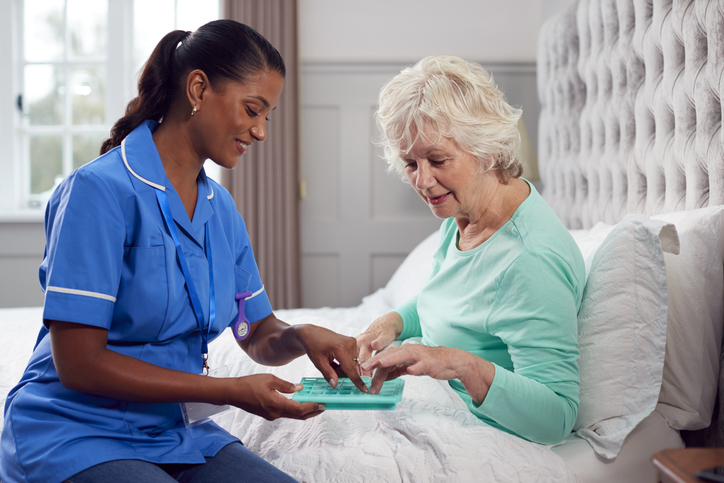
top-left (355, 312), bottom-right (404, 376)
top-left (360, 344), bottom-right (497, 405)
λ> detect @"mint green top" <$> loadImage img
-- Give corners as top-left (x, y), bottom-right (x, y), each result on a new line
top-left (394, 182), bottom-right (584, 445)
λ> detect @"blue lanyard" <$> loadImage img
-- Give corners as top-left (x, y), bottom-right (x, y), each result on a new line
top-left (155, 189), bottom-right (215, 373)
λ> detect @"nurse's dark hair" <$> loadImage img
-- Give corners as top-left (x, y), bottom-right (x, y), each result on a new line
top-left (100, 19), bottom-right (285, 155)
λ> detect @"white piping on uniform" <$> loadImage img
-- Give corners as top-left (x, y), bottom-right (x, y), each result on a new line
top-left (122, 138), bottom-right (215, 201)
top-left (121, 138), bottom-right (166, 191)
top-left (248, 285), bottom-right (265, 300)
top-left (47, 286), bottom-right (117, 302)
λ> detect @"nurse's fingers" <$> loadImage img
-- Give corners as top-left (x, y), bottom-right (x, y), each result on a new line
top-left (333, 347), bottom-right (368, 394)
top-left (296, 324), bottom-right (367, 392)
top-left (233, 374), bottom-right (326, 421)
top-left (279, 400), bottom-right (326, 420)
top-left (263, 377), bottom-right (326, 419)
top-left (261, 397), bottom-right (325, 421)
top-left (275, 381), bottom-right (304, 394)
top-left (314, 355), bottom-right (367, 394)
top-left (313, 357), bottom-right (340, 389)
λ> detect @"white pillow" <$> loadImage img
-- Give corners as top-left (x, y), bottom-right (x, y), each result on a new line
top-left (384, 230), bottom-right (439, 308)
top-left (570, 222), bottom-right (615, 280)
top-left (652, 205), bottom-right (724, 431)
top-left (573, 215), bottom-right (679, 459)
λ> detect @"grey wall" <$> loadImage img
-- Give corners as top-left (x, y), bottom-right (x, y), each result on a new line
top-left (0, 223), bottom-right (46, 307)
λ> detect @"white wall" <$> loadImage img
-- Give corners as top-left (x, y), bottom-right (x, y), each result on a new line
top-left (299, 0), bottom-right (542, 63)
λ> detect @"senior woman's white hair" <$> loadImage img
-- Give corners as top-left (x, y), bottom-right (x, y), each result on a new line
top-left (376, 56), bottom-right (524, 183)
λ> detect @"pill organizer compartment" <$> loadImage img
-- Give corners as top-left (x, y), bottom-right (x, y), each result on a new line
top-left (292, 377), bottom-right (405, 410)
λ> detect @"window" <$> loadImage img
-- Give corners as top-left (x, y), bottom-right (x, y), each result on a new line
top-left (1, 0), bottom-right (221, 218)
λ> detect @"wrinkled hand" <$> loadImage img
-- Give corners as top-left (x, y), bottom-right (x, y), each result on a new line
top-left (295, 324), bottom-right (367, 392)
top-left (355, 312), bottom-right (403, 376)
top-left (231, 374), bottom-right (325, 421)
top-left (361, 344), bottom-right (469, 395)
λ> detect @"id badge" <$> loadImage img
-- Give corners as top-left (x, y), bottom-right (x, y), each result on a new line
top-left (180, 365), bottom-right (233, 428)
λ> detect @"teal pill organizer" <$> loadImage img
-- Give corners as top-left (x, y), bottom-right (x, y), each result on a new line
top-left (292, 377), bottom-right (405, 410)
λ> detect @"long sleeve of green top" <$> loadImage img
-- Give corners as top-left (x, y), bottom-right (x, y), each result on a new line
top-left (393, 182), bottom-right (585, 445)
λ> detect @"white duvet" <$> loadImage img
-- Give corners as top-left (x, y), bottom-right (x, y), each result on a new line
top-left (0, 294), bottom-right (577, 483)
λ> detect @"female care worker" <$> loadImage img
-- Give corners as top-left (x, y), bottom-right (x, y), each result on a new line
top-left (0, 20), bottom-right (365, 483)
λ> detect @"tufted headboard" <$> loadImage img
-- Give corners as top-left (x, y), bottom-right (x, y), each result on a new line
top-left (537, 0), bottom-right (724, 230)
top-left (537, 0), bottom-right (724, 448)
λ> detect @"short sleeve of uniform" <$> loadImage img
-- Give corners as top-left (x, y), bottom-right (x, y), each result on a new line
top-left (41, 169), bottom-right (125, 329)
top-left (231, 210), bottom-right (272, 324)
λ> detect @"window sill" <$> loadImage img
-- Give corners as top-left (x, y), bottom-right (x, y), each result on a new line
top-left (0, 210), bottom-right (45, 223)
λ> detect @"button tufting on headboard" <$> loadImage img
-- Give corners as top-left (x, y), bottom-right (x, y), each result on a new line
top-left (538, 0), bottom-right (724, 229)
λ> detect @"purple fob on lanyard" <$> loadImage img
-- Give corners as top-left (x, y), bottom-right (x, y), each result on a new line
top-left (233, 291), bottom-right (253, 341)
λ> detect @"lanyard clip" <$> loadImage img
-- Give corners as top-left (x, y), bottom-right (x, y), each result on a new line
top-left (202, 352), bottom-right (209, 376)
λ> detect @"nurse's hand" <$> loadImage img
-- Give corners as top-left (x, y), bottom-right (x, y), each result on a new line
top-left (293, 324), bottom-right (368, 393)
top-left (232, 374), bottom-right (325, 421)
top-left (355, 312), bottom-right (403, 377)
top-left (238, 313), bottom-right (366, 392)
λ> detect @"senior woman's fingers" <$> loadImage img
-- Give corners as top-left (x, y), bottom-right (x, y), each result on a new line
top-left (369, 364), bottom-right (408, 394)
top-left (355, 333), bottom-right (376, 365)
top-left (355, 312), bottom-right (403, 368)
top-left (371, 327), bottom-right (399, 350)
top-left (361, 345), bottom-right (408, 371)
top-left (369, 365), bottom-right (392, 395)
top-left (355, 332), bottom-right (383, 377)
top-left (362, 346), bottom-right (411, 394)
top-left (367, 345), bottom-right (467, 382)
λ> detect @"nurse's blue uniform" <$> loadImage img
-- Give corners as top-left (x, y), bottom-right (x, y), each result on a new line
top-left (0, 121), bottom-right (273, 483)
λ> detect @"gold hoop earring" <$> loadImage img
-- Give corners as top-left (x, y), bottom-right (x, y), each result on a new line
top-left (191, 106), bottom-right (197, 117)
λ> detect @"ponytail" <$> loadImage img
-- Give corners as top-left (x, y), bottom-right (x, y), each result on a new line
top-left (100, 20), bottom-right (285, 155)
top-left (100, 30), bottom-right (191, 154)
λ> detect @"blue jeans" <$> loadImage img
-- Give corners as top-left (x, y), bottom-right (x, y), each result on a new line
top-left (64, 442), bottom-right (298, 483)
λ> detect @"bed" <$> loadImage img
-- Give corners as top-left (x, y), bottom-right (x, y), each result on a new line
top-left (2, 0), bottom-right (724, 481)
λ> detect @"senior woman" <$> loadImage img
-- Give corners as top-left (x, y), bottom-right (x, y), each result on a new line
top-left (357, 56), bottom-right (585, 446)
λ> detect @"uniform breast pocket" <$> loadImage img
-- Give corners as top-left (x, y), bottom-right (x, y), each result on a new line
top-left (234, 264), bottom-right (252, 293)
top-left (112, 246), bottom-right (169, 341)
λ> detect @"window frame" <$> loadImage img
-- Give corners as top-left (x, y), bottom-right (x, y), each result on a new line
top-left (1, 0), bottom-right (133, 220)
top-left (1, 0), bottom-right (222, 221)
